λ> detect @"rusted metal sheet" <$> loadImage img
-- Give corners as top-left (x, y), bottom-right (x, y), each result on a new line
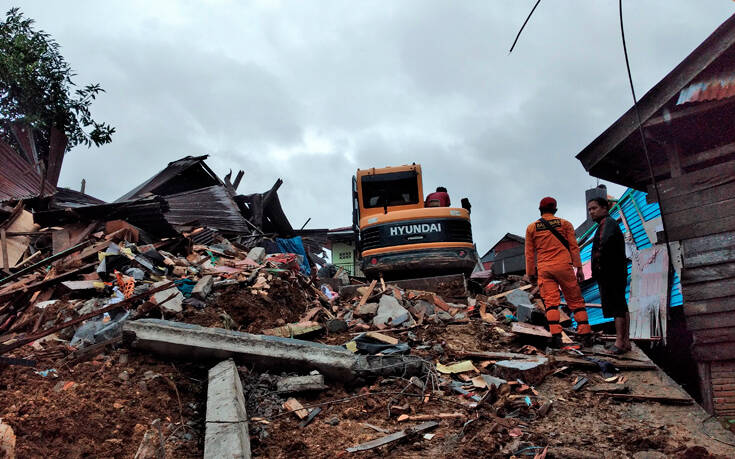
top-left (677, 73), bottom-right (735, 105)
top-left (0, 140), bottom-right (57, 201)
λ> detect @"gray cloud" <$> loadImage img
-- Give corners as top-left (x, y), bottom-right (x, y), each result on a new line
top-left (10, 0), bottom-right (734, 253)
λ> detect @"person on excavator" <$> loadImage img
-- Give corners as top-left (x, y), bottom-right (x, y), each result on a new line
top-left (523, 197), bottom-right (592, 348)
top-left (425, 186), bottom-right (450, 207)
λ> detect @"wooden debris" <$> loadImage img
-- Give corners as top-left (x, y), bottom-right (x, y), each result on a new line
top-left (365, 331), bottom-right (399, 345)
top-left (283, 398), bottom-right (309, 419)
top-left (346, 421), bottom-right (438, 452)
top-left (479, 302), bottom-right (496, 323)
top-left (358, 280), bottom-right (378, 307)
top-left (512, 322), bottom-right (552, 338)
top-left (262, 322), bottom-right (322, 338)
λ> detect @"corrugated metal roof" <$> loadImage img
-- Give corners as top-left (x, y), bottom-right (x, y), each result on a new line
top-left (115, 155), bottom-right (222, 202)
top-left (51, 187), bottom-right (107, 208)
top-left (163, 185), bottom-right (251, 235)
top-left (677, 73), bottom-right (735, 105)
top-left (578, 188), bottom-right (682, 326)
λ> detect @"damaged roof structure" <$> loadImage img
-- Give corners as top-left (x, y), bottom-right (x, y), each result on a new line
top-left (577, 12), bottom-right (735, 417)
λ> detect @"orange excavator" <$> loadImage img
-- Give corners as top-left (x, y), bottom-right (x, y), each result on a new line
top-left (352, 164), bottom-right (477, 280)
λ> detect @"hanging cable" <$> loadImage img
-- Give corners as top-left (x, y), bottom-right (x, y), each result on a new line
top-left (509, 0), bottom-right (542, 53)
top-left (618, 0), bottom-right (675, 281)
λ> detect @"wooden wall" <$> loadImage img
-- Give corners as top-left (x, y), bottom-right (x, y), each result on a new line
top-left (651, 159), bottom-right (735, 415)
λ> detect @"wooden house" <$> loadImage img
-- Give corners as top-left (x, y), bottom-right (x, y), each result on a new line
top-left (576, 13), bottom-right (735, 416)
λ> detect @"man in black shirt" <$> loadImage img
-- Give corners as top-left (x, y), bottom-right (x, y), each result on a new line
top-left (588, 197), bottom-right (630, 354)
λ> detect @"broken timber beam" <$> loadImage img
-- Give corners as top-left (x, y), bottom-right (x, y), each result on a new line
top-left (204, 359), bottom-right (251, 459)
top-left (0, 240), bottom-right (92, 286)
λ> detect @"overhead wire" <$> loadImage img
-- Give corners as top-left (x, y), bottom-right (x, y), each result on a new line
top-left (509, 0), bottom-right (542, 54)
top-left (618, 0), bottom-right (675, 272)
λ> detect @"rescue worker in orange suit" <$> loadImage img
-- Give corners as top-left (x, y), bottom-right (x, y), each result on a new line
top-left (523, 197), bottom-right (592, 348)
top-left (425, 187), bottom-right (450, 207)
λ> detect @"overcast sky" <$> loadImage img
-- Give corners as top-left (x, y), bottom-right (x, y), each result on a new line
top-left (10, 1), bottom-right (735, 254)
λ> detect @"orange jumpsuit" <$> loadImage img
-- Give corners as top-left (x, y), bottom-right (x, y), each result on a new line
top-left (525, 213), bottom-right (591, 336)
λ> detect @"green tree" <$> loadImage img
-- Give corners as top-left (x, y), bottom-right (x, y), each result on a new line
top-left (0, 7), bottom-right (114, 156)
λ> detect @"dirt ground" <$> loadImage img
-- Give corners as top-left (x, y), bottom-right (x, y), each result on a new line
top-left (2, 283), bottom-right (735, 458)
top-left (247, 324), bottom-right (735, 459)
top-left (0, 347), bottom-right (206, 458)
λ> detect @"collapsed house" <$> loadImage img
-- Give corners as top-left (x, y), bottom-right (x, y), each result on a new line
top-left (577, 12), bottom-right (735, 417)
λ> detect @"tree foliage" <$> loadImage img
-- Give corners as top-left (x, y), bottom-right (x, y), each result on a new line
top-left (0, 7), bottom-right (114, 154)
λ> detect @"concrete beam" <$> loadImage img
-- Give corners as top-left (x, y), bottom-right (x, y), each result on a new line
top-left (204, 359), bottom-right (251, 459)
top-left (122, 319), bottom-right (425, 381)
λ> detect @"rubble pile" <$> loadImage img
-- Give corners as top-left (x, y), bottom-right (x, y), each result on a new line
top-left (0, 156), bottom-right (731, 458)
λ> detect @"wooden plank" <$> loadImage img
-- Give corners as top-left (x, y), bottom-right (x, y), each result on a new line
top-left (692, 327), bottom-right (735, 345)
top-left (0, 281), bottom-right (175, 355)
top-left (684, 297), bottom-right (735, 316)
top-left (698, 361), bottom-right (714, 414)
top-left (365, 331), bottom-right (399, 345)
top-left (511, 322), bottom-right (551, 338)
top-left (652, 160), bottom-right (735, 200)
top-left (693, 343), bottom-right (735, 362)
top-left (1, 229), bottom-right (8, 271)
top-left (666, 214), bottom-right (735, 242)
top-left (682, 231), bottom-right (735, 255)
top-left (659, 181), bottom-right (735, 214)
top-left (711, 360), bottom-right (735, 369)
top-left (283, 398), bottom-right (309, 419)
top-left (0, 262), bottom-right (97, 301)
top-left (663, 197), bottom-right (735, 229)
top-left (682, 278), bottom-right (735, 302)
top-left (686, 312), bottom-right (735, 331)
top-left (681, 262), bottom-right (735, 284)
top-left (358, 280), bottom-right (377, 307)
top-left (683, 248), bottom-right (735, 269)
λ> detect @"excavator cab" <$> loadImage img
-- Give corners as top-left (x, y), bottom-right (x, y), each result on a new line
top-left (353, 164), bottom-right (476, 280)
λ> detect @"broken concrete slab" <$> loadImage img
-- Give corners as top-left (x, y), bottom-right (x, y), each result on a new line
top-left (506, 289), bottom-right (532, 308)
top-left (493, 357), bottom-right (549, 385)
top-left (192, 275), bottom-right (214, 300)
top-left (204, 359), bottom-right (251, 459)
top-left (122, 319), bottom-right (424, 381)
top-left (150, 281), bottom-right (184, 313)
top-left (355, 302), bottom-right (378, 316)
top-left (246, 247), bottom-right (265, 263)
top-left (276, 374), bottom-right (327, 394)
top-left (373, 295), bottom-right (413, 327)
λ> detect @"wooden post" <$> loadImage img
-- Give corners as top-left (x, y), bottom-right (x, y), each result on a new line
top-left (1, 229), bottom-right (8, 272)
top-left (697, 361), bottom-right (714, 414)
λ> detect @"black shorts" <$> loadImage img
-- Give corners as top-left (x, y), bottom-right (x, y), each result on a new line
top-left (597, 278), bottom-right (628, 318)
